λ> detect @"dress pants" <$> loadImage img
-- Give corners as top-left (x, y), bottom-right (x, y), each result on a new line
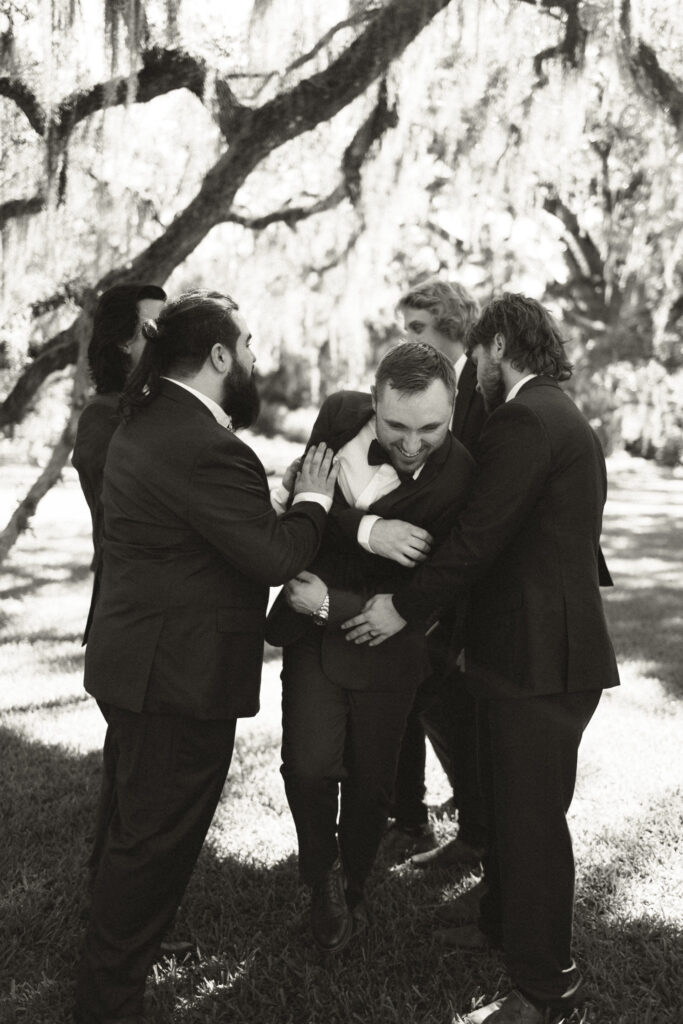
top-left (75, 703), bottom-right (236, 1023)
top-left (281, 629), bottom-right (418, 902)
top-left (392, 668), bottom-right (487, 848)
top-left (477, 688), bottom-right (602, 1011)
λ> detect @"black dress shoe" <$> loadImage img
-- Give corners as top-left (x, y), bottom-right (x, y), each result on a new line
top-left (310, 858), bottom-right (353, 952)
top-left (410, 836), bottom-right (484, 869)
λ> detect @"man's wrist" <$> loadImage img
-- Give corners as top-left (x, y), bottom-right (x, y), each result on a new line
top-left (358, 514), bottom-right (380, 553)
top-left (312, 591), bottom-right (330, 625)
top-left (292, 492), bottom-right (333, 513)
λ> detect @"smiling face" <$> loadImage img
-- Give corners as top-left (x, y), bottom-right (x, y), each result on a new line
top-left (373, 377), bottom-right (453, 475)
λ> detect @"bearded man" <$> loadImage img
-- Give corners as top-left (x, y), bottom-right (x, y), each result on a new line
top-left (343, 294), bottom-right (619, 1024)
top-left (74, 290), bottom-right (338, 1024)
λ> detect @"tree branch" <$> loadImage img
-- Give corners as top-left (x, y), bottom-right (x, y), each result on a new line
top-left (0, 193), bottom-right (45, 229)
top-left (0, 75), bottom-right (46, 135)
top-left (618, 0), bottom-right (683, 136)
top-left (1, 0), bottom-right (454, 428)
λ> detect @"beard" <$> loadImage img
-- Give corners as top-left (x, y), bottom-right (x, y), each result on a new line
top-left (478, 361), bottom-right (506, 413)
top-left (221, 361), bottom-right (261, 430)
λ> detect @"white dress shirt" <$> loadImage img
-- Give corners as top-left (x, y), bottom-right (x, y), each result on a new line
top-left (506, 373), bottom-right (538, 402)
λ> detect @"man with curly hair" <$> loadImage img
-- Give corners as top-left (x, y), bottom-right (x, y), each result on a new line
top-left (344, 293), bottom-right (619, 1024)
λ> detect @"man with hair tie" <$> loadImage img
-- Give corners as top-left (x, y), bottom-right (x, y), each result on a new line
top-left (266, 341), bottom-right (475, 951)
top-left (74, 290), bottom-right (338, 1024)
top-left (343, 293), bottom-right (619, 1023)
top-left (72, 282), bottom-right (166, 887)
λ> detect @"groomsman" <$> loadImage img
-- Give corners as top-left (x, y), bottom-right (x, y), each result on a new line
top-left (266, 342), bottom-right (475, 951)
top-left (74, 290), bottom-right (338, 1024)
top-left (343, 294), bottom-right (619, 1024)
top-left (72, 283), bottom-right (166, 889)
top-left (385, 278), bottom-right (488, 865)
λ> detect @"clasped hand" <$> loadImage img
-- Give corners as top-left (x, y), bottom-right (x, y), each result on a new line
top-left (369, 519), bottom-right (433, 567)
top-left (341, 594), bottom-right (406, 646)
top-left (285, 571), bottom-right (327, 616)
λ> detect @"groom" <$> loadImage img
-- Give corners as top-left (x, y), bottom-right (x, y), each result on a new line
top-left (266, 341), bottom-right (475, 951)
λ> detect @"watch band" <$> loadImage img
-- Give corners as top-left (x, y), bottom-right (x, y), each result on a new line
top-left (312, 591), bottom-right (330, 625)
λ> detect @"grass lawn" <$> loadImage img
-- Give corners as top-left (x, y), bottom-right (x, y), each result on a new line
top-left (0, 445), bottom-right (681, 1024)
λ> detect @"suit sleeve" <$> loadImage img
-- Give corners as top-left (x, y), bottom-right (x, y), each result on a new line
top-left (187, 437), bottom-right (328, 586)
top-left (393, 403), bottom-right (551, 622)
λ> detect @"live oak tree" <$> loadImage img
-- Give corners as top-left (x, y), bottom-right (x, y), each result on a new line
top-left (0, 0), bottom-right (681, 559)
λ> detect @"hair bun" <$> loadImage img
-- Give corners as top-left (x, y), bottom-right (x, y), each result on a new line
top-left (141, 319), bottom-right (160, 341)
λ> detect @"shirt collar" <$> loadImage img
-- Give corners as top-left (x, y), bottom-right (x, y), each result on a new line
top-left (453, 352), bottom-right (468, 387)
top-left (162, 377), bottom-right (233, 429)
top-left (506, 373), bottom-right (537, 403)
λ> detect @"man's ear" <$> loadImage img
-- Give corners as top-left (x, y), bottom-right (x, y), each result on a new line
top-left (370, 384), bottom-right (377, 412)
top-left (209, 343), bottom-right (231, 373)
top-left (492, 332), bottom-right (507, 361)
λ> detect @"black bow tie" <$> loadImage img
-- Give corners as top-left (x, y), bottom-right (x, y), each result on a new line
top-left (368, 439), bottom-right (414, 484)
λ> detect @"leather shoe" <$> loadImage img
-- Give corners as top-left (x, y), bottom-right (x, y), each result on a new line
top-left (310, 859), bottom-right (353, 952)
top-left (435, 879), bottom-right (488, 925)
top-left (458, 990), bottom-right (549, 1023)
top-left (410, 836), bottom-right (484, 869)
top-left (383, 821), bottom-right (438, 860)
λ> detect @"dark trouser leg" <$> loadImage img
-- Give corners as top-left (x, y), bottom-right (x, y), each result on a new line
top-left (280, 635), bottom-right (348, 885)
top-left (391, 699), bottom-right (428, 828)
top-left (75, 703), bottom-right (236, 1023)
top-left (87, 713), bottom-right (118, 886)
top-left (479, 690), bottom-right (601, 1011)
top-left (421, 670), bottom-right (487, 848)
top-left (339, 685), bottom-right (418, 902)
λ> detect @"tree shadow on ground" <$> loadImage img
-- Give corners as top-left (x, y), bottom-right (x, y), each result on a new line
top-left (1, 561), bottom-right (91, 603)
top-left (1, 727), bottom-right (681, 1024)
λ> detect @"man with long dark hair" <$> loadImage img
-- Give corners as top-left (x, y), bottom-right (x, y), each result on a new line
top-left (74, 290), bottom-right (338, 1024)
top-left (72, 283), bottom-right (166, 892)
top-left (73, 283), bottom-right (167, 582)
top-left (343, 294), bottom-right (619, 1024)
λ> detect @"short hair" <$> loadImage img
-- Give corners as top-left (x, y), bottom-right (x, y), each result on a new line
top-left (375, 341), bottom-right (456, 401)
top-left (88, 283), bottom-right (167, 394)
top-left (399, 278), bottom-right (480, 343)
top-left (120, 290), bottom-right (242, 419)
top-left (466, 293), bottom-right (573, 381)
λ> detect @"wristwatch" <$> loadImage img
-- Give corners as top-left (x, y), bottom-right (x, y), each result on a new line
top-left (312, 591), bottom-right (330, 626)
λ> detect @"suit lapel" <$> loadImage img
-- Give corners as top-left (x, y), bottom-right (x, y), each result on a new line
top-left (370, 434), bottom-right (454, 515)
top-left (451, 359), bottom-right (476, 438)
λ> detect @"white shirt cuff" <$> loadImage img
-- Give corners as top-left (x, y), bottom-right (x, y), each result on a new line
top-left (292, 492), bottom-right (333, 513)
top-left (358, 514), bottom-right (381, 552)
top-left (270, 484), bottom-right (290, 515)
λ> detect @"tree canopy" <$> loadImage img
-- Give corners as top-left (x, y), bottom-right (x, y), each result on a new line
top-left (0, 0), bottom-right (682, 556)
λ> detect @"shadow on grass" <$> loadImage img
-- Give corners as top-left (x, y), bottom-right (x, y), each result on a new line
top-left (601, 510), bottom-right (683, 701)
top-left (1, 563), bottom-right (91, 605)
top-left (1, 727), bottom-right (681, 1024)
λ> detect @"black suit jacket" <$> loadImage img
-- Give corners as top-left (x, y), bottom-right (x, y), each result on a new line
top-left (72, 393), bottom-right (120, 572)
top-left (266, 391), bottom-right (475, 691)
top-left (84, 380), bottom-right (328, 719)
top-left (393, 377), bottom-right (620, 698)
top-left (451, 358), bottom-right (488, 453)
